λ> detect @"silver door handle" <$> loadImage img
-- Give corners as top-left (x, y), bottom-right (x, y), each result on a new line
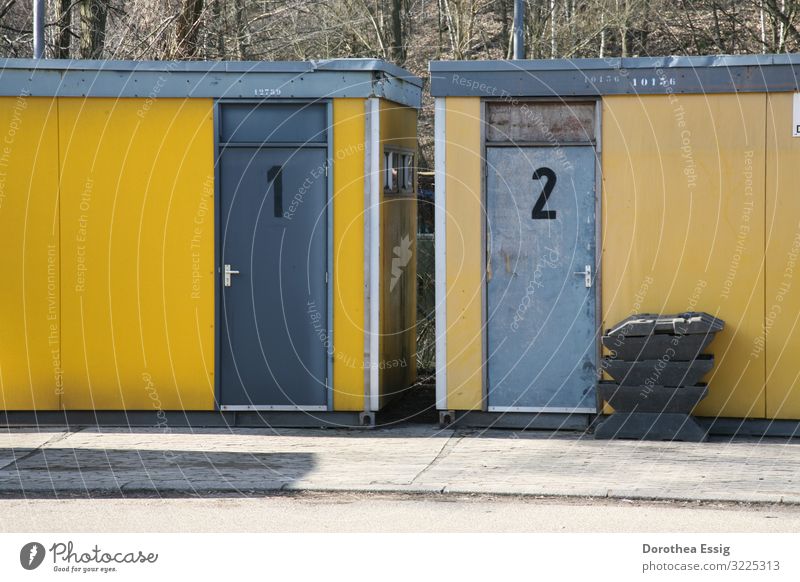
top-left (224, 264), bottom-right (240, 287)
top-left (573, 264), bottom-right (592, 288)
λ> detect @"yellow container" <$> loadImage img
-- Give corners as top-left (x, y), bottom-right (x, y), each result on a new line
top-left (0, 60), bottom-right (420, 422)
top-left (431, 55), bottom-right (800, 427)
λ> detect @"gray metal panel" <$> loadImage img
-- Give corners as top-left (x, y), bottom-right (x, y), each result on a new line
top-left (0, 58), bottom-right (313, 72)
top-left (376, 74), bottom-right (425, 113)
top-left (486, 146), bottom-right (597, 411)
top-left (325, 101), bottom-right (334, 411)
top-left (313, 58), bottom-right (423, 86)
top-left (432, 53), bottom-right (800, 73)
top-left (213, 101), bottom-right (223, 410)
top-left (219, 145), bottom-right (328, 407)
top-left (0, 57), bottom-right (423, 82)
top-left (220, 102), bottom-right (327, 143)
top-left (429, 54), bottom-right (800, 96)
top-left (0, 58), bottom-right (423, 108)
top-left (445, 411), bottom-right (591, 430)
top-left (219, 405), bottom-right (327, 411)
top-left (696, 417), bottom-right (800, 437)
top-left (0, 410), bottom-right (364, 428)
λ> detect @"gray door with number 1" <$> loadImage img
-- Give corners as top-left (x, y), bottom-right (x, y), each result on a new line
top-left (486, 146), bottom-right (597, 411)
top-left (219, 147), bottom-right (328, 408)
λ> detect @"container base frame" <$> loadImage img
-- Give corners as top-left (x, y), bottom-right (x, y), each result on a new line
top-left (439, 410), bottom-right (591, 430)
top-left (0, 410), bottom-right (367, 429)
top-left (697, 417), bottom-right (800, 438)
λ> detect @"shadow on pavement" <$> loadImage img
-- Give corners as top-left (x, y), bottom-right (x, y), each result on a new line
top-left (0, 448), bottom-right (315, 498)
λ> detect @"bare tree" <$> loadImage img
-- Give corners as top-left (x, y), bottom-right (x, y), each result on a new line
top-left (54, 0), bottom-right (73, 58)
top-left (438, 0), bottom-right (485, 58)
top-left (232, 0), bottom-right (250, 59)
top-left (79, 0), bottom-right (107, 58)
top-left (763, 0), bottom-right (800, 45)
top-left (390, 0), bottom-right (406, 62)
top-left (174, 0), bottom-right (204, 58)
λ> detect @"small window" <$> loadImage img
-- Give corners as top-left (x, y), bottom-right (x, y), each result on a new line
top-left (384, 149), bottom-right (414, 194)
top-left (402, 154), bottom-right (415, 193)
top-left (486, 102), bottom-right (595, 144)
top-left (384, 152), bottom-right (394, 191)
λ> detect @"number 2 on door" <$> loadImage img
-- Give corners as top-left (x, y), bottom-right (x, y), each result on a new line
top-left (531, 167), bottom-right (556, 220)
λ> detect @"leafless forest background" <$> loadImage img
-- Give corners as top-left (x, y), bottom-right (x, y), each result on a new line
top-left (2, 0), bottom-right (800, 165)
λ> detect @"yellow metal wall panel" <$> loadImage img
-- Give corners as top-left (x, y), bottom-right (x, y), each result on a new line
top-left (332, 99), bottom-right (367, 411)
top-left (380, 100), bottom-right (417, 151)
top-left (0, 97), bottom-right (61, 410)
top-left (59, 98), bottom-right (215, 410)
top-left (602, 93), bottom-right (766, 418)
top-left (379, 101), bottom-right (418, 407)
top-left (379, 196), bottom-right (417, 405)
top-left (445, 97), bottom-right (484, 410)
top-left (765, 92), bottom-right (800, 419)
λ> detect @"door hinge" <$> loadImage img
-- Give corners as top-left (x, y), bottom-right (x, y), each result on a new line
top-left (325, 271), bottom-right (329, 284)
top-left (325, 161), bottom-right (329, 177)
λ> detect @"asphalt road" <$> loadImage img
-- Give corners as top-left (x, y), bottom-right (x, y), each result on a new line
top-left (1, 493), bottom-right (797, 533)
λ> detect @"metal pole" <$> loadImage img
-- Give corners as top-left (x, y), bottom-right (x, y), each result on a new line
top-left (33, 0), bottom-right (45, 59)
top-left (512, 0), bottom-right (524, 59)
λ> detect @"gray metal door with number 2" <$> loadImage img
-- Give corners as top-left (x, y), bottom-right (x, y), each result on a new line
top-left (486, 146), bottom-right (597, 412)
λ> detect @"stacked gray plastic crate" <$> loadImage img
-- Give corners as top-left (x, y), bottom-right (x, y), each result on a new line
top-left (595, 313), bottom-right (725, 442)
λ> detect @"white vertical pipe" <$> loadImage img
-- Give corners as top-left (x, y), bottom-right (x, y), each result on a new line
top-left (434, 98), bottom-right (447, 410)
top-left (513, 0), bottom-right (524, 59)
top-left (33, 0), bottom-right (45, 59)
top-left (368, 97), bottom-right (381, 412)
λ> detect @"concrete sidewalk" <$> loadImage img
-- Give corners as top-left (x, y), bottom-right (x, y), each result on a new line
top-left (0, 426), bottom-right (798, 503)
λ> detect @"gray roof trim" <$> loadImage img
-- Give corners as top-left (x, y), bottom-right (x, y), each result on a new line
top-left (431, 54), bottom-right (800, 72)
top-left (429, 54), bottom-right (800, 97)
top-left (0, 57), bottom-right (423, 85)
top-left (0, 58), bottom-right (423, 107)
top-left (313, 58), bottom-right (423, 85)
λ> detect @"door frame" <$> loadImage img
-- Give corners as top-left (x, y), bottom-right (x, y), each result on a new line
top-left (213, 99), bottom-right (334, 411)
top-left (480, 97), bottom-right (603, 413)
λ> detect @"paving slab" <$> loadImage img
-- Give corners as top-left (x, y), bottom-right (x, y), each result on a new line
top-left (411, 431), bottom-right (800, 503)
top-left (0, 428), bottom-right (69, 470)
top-left (0, 427), bottom-right (453, 494)
top-left (0, 426), bottom-right (797, 503)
